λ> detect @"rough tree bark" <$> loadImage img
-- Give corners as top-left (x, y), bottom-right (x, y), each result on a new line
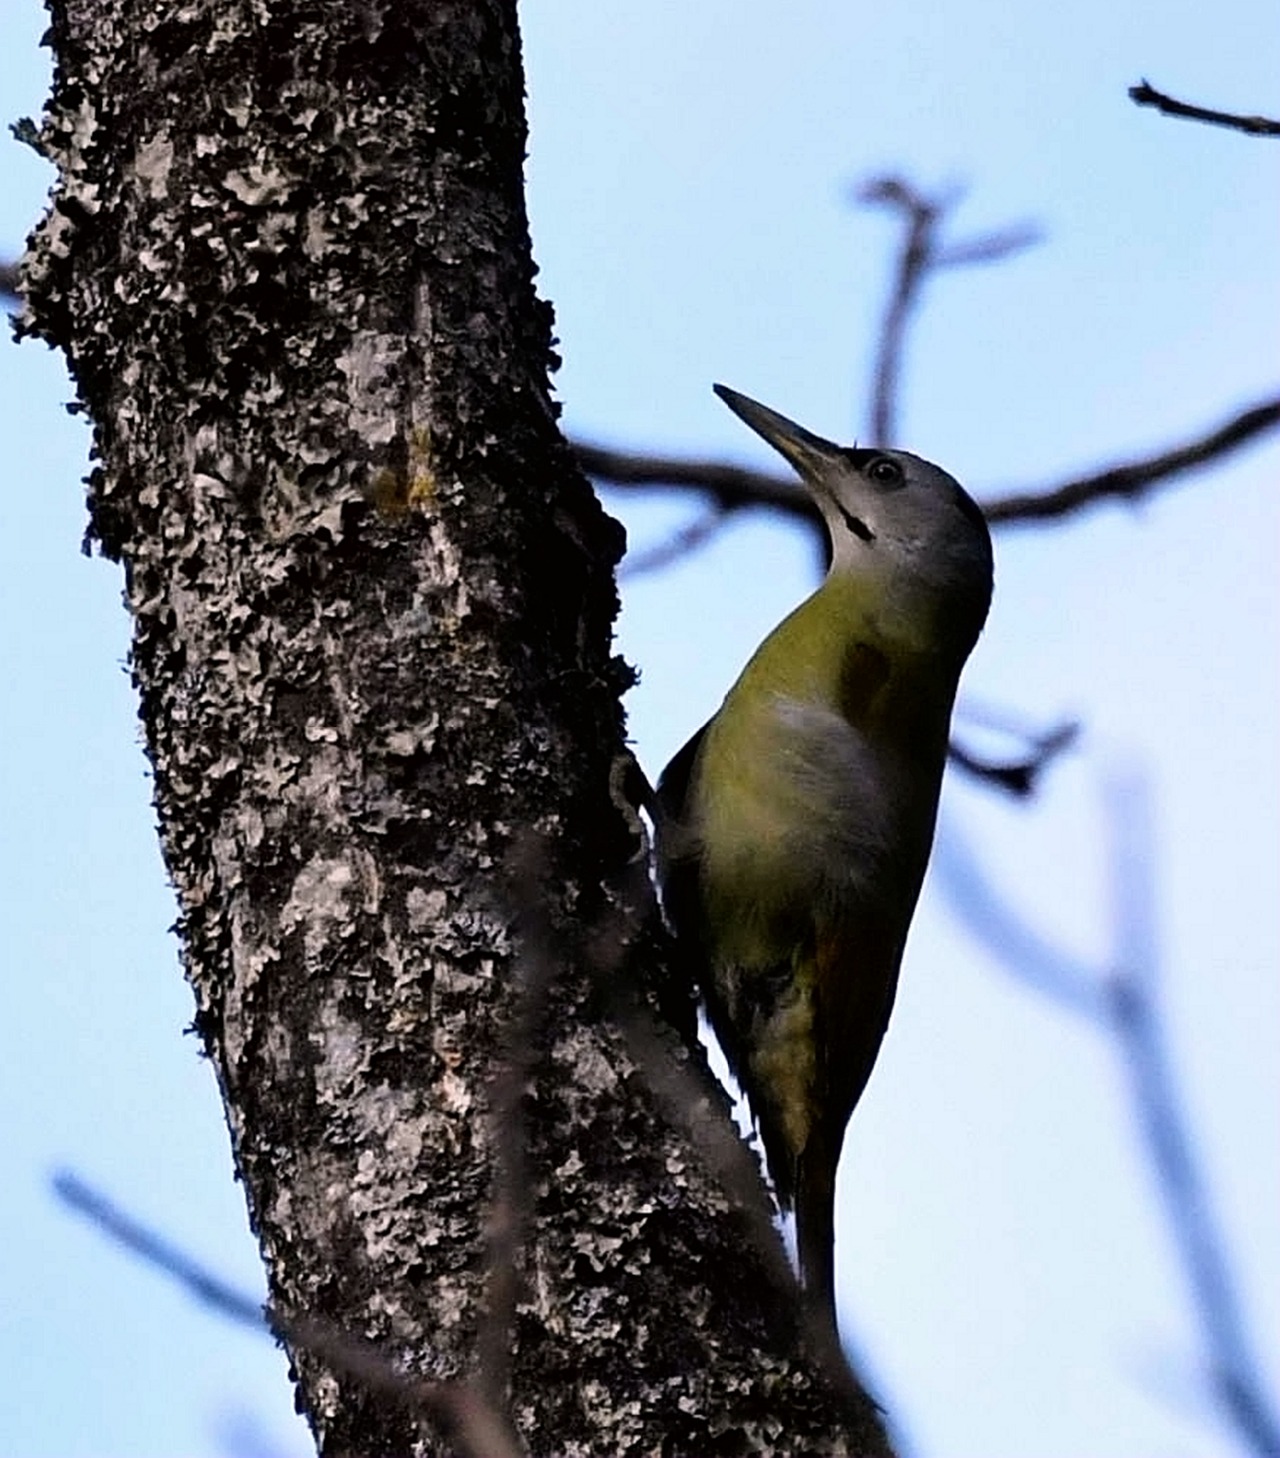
top-left (19, 1), bottom-right (891, 1454)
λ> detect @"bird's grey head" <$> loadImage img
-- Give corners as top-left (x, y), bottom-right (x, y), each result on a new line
top-left (714, 383), bottom-right (994, 647)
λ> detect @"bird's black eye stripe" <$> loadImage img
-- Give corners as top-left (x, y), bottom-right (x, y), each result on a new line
top-left (835, 502), bottom-right (874, 541)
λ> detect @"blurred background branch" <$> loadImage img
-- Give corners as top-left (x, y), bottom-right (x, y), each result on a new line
top-left (853, 175), bottom-right (1041, 447)
top-left (52, 1173), bottom-right (525, 1458)
top-left (934, 772), bottom-right (1280, 1457)
top-left (574, 392), bottom-right (1280, 546)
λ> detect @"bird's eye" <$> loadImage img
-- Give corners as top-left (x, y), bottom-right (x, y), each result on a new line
top-left (867, 456), bottom-right (904, 487)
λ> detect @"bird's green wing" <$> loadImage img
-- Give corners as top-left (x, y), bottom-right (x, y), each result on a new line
top-left (654, 720), bottom-right (710, 946)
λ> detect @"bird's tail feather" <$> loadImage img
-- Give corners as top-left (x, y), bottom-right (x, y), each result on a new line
top-left (795, 1139), bottom-right (838, 1329)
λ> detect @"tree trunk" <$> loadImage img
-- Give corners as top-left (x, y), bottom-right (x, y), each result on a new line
top-left (20, 2), bottom-right (891, 1453)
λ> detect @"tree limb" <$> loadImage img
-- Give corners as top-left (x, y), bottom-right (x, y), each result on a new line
top-left (934, 775), bottom-right (1280, 1457)
top-left (1102, 776), bottom-right (1280, 1458)
top-left (573, 439), bottom-right (815, 520)
top-left (1129, 81), bottom-right (1280, 138)
top-left (948, 719), bottom-right (1080, 797)
top-left (52, 1172), bottom-right (525, 1458)
top-left (620, 507), bottom-right (732, 578)
top-left (576, 394), bottom-right (1280, 541)
top-left (983, 397), bottom-right (1280, 524)
top-left (854, 175), bottom-right (1040, 445)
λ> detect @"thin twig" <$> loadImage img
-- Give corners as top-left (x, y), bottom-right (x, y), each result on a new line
top-left (1103, 775), bottom-right (1280, 1458)
top-left (585, 864), bottom-right (873, 1407)
top-left (1129, 81), bottom-right (1280, 138)
top-left (574, 439), bottom-right (815, 522)
top-left (576, 394), bottom-right (1280, 533)
top-left (983, 397), bottom-right (1280, 524)
top-left (932, 814), bottom-right (1105, 1018)
top-left (476, 840), bottom-right (569, 1408)
top-left (51, 1172), bottom-right (525, 1458)
top-left (621, 507), bottom-right (731, 578)
top-left (855, 175), bottom-right (1040, 445)
top-left (949, 720), bottom-right (1079, 797)
top-left (53, 1171), bottom-right (269, 1327)
top-left (936, 773), bottom-right (1280, 1456)
top-left (934, 224), bottom-right (1044, 269)
top-left (856, 177), bottom-right (947, 446)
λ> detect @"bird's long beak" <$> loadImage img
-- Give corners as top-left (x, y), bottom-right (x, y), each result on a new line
top-left (713, 383), bottom-right (844, 479)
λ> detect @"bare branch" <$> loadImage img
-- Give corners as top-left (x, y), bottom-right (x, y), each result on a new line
top-left (856, 176), bottom-right (948, 447)
top-left (573, 439), bottom-right (816, 523)
top-left (475, 840), bottom-right (563, 1411)
top-left (932, 816), bottom-right (1105, 1018)
top-left (854, 175), bottom-right (1040, 445)
top-left (53, 1170), bottom-right (267, 1327)
top-left (1129, 80), bottom-right (1280, 137)
top-left (949, 720), bottom-right (1080, 797)
top-left (935, 225), bottom-right (1044, 269)
top-left (578, 394), bottom-right (1280, 540)
top-left (1102, 774), bottom-right (1280, 1458)
top-left (984, 397), bottom-right (1280, 524)
top-left (621, 507), bottom-right (732, 578)
top-left (0, 259), bottom-right (20, 305)
top-left (936, 773), bottom-right (1280, 1456)
top-left (52, 1172), bottom-right (526, 1458)
top-left (585, 864), bottom-right (874, 1408)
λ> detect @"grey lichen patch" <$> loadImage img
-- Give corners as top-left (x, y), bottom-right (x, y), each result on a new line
top-left (383, 713), bottom-right (440, 759)
top-left (337, 332), bottom-right (405, 450)
top-left (280, 856), bottom-right (363, 952)
top-left (133, 132), bottom-right (174, 199)
top-left (406, 886), bottom-right (449, 932)
top-left (291, 746), bottom-right (355, 821)
top-left (312, 1003), bottom-right (371, 1094)
top-left (561, 1037), bottom-right (620, 1099)
top-left (221, 160), bottom-right (293, 209)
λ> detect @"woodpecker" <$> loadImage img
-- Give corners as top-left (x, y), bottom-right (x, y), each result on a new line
top-left (656, 384), bottom-right (993, 1325)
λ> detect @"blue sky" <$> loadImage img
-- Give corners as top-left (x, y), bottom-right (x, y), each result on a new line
top-left (2, 2), bottom-right (1277, 1455)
